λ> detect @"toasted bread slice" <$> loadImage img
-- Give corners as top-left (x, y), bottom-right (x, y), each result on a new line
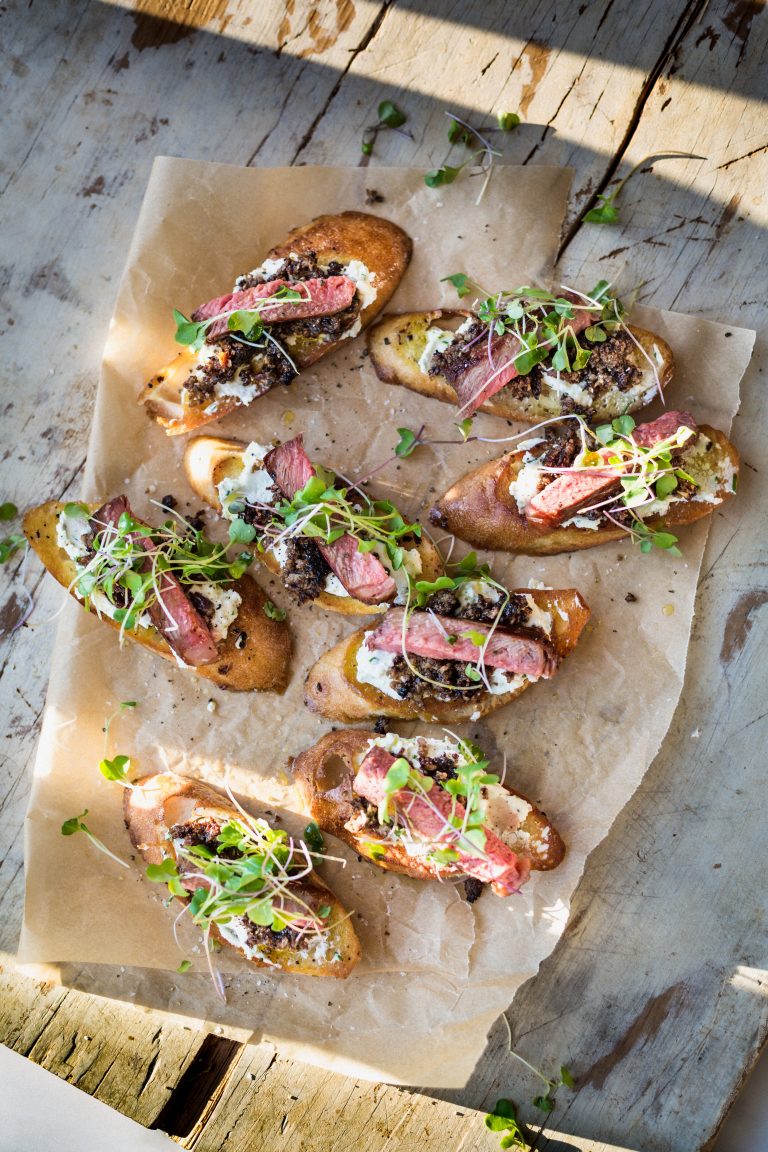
top-left (367, 311), bottom-right (673, 422)
top-left (431, 425), bottom-right (738, 555)
top-left (183, 435), bottom-right (445, 616)
top-left (23, 500), bottom-right (291, 692)
top-left (304, 588), bottom-right (590, 723)
top-left (293, 729), bottom-right (565, 883)
top-left (125, 772), bottom-right (361, 978)
top-left (141, 211), bottom-right (412, 435)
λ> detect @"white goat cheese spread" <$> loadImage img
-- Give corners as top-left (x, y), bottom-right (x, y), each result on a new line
top-left (561, 514), bottom-right (601, 530)
top-left (523, 594), bottom-right (553, 635)
top-left (56, 506), bottom-right (92, 561)
top-left (418, 326), bottom-right (454, 373)
top-left (540, 372), bottom-right (594, 408)
top-left (457, 579), bottom-right (501, 607)
top-left (324, 574), bottom-right (351, 598)
top-left (355, 638), bottom-right (401, 699)
top-left (343, 259), bottom-right (377, 310)
top-left (487, 668), bottom-right (528, 694)
top-left (217, 442), bottom-right (276, 516)
top-left (188, 580), bottom-right (241, 642)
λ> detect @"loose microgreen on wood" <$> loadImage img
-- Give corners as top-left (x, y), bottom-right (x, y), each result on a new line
top-left (361, 100), bottom-right (410, 156)
top-left (583, 150), bottom-right (706, 224)
top-left (485, 1100), bottom-right (530, 1149)
top-left (0, 533), bottom-right (25, 564)
top-left (0, 502), bottom-right (18, 521)
top-left (61, 809), bottom-right (129, 869)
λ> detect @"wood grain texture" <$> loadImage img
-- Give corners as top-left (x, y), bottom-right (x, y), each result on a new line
top-left (0, 0), bottom-right (765, 1149)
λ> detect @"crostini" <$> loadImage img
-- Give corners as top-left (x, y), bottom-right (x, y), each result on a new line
top-left (304, 565), bottom-right (589, 723)
top-left (125, 772), bottom-right (361, 978)
top-left (141, 211), bottom-right (412, 435)
top-left (431, 410), bottom-right (739, 557)
top-left (367, 279), bottom-right (673, 422)
top-left (184, 433), bottom-right (444, 616)
top-left (23, 496), bottom-right (291, 691)
top-left (293, 729), bottom-right (564, 898)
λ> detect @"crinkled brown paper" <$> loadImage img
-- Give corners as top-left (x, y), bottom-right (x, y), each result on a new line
top-left (17, 160), bottom-right (755, 1086)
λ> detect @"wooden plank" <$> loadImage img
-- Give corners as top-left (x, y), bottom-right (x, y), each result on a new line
top-left (0, 1), bottom-right (765, 1150)
top-left (0, 961), bottom-right (206, 1123)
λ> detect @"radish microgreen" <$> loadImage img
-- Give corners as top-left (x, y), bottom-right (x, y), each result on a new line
top-left (147, 813), bottom-right (338, 996)
top-left (485, 1100), bottom-right (530, 1149)
top-left (426, 111), bottom-right (513, 203)
top-left (60, 809), bottom-right (129, 869)
top-left (0, 534), bottom-right (25, 564)
top-left (361, 100), bottom-right (410, 156)
top-left (0, 502), bottom-right (18, 521)
top-left (263, 599), bottom-right (286, 621)
top-left (441, 275), bottom-right (625, 401)
top-left (304, 822), bottom-right (326, 854)
top-left (583, 150), bottom-right (705, 224)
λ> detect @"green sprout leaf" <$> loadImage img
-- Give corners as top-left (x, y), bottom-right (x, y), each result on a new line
top-left (173, 309), bottom-right (206, 348)
top-left (317, 904), bottom-right (332, 919)
top-left (177, 959), bottom-right (192, 973)
top-left (533, 1094), bottom-right (555, 1114)
top-left (0, 534), bottom-right (25, 564)
top-left (61, 809), bottom-right (129, 868)
top-left (263, 600), bottom-right (286, 621)
top-left (146, 857), bottom-right (180, 883)
top-left (0, 502), bottom-right (18, 521)
top-left (394, 427), bottom-right (421, 458)
top-left (455, 417), bottom-right (474, 441)
top-left (440, 272), bottom-right (474, 299)
top-left (424, 165), bottom-right (461, 188)
top-left (61, 810), bottom-right (88, 837)
top-left (228, 518), bottom-right (257, 545)
top-left (361, 138), bottom-right (373, 156)
top-left (99, 754), bottom-right (132, 785)
top-left (583, 198), bottom-right (620, 224)
top-left (559, 1065), bottom-right (575, 1089)
top-left (383, 758), bottom-right (412, 793)
top-left (377, 100), bottom-right (406, 129)
top-left (497, 111), bottom-right (521, 131)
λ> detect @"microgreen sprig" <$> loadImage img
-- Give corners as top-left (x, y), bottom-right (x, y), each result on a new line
top-left (426, 110), bottom-right (519, 204)
top-left (148, 812), bottom-right (337, 998)
top-left (361, 100), bottom-right (411, 156)
top-left (583, 150), bottom-right (706, 224)
top-left (440, 275), bottom-right (625, 407)
top-left (61, 809), bottom-right (129, 869)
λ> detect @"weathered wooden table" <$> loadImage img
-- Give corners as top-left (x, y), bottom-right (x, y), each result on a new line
top-left (1, 2), bottom-right (766, 1149)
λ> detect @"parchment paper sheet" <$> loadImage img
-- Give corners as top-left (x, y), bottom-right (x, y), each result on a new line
top-left (17, 160), bottom-right (755, 1087)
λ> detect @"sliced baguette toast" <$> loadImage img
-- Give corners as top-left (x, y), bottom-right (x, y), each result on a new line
top-left (367, 310), bottom-right (673, 422)
top-left (183, 434), bottom-right (444, 616)
top-left (141, 211), bottom-right (412, 435)
top-left (293, 729), bottom-right (565, 882)
top-left (125, 771), bottom-right (361, 978)
top-left (23, 500), bottom-right (291, 692)
top-left (431, 425), bottom-right (739, 555)
top-left (304, 588), bottom-right (590, 723)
